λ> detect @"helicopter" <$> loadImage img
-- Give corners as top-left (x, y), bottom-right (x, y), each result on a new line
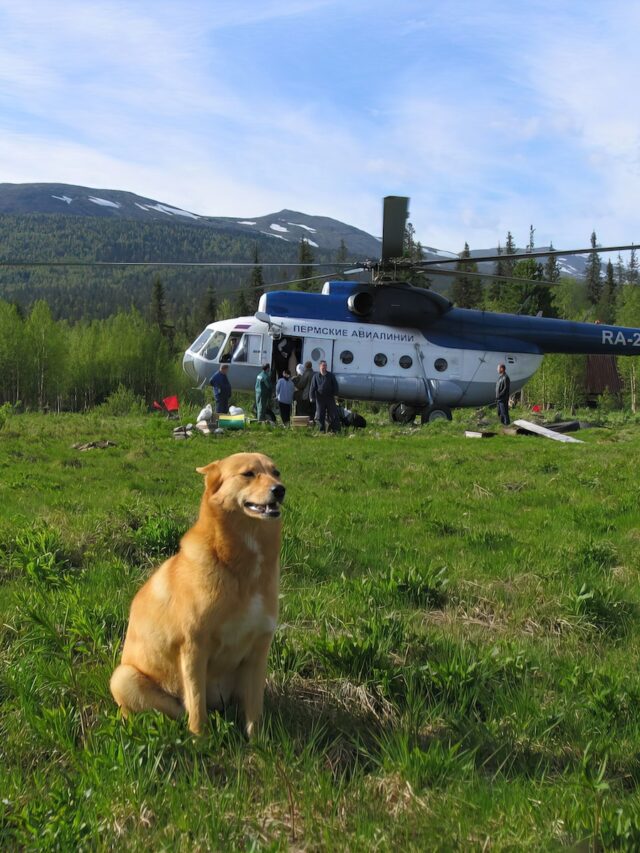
top-left (182, 196), bottom-right (640, 422)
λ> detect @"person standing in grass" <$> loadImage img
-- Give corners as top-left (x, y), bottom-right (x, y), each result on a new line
top-left (309, 359), bottom-right (340, 433)
top-left (255, 363), bottom-right (274, 422)
top-left (293, 360), bottom-right (314, 418)
top-left (275, 369), bottom-right (295, 426)
top-left (209, 363), bottom-right (231, 414)
top-left (496, 363), bottom-right (511, 425)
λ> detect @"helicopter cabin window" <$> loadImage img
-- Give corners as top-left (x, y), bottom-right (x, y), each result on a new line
top-left (232, 333), bottom-right (262, 364)
top-left (219, 333), bottom-right (242, 363)
top-left (201, 331), bottom-right (226, 361)
top-left (340, 350), bottom-right (354, 365)
top-left (374, 353), bottom-right (388, 367)
top-left (399, 355), bottom-right (413, 369)
top-left (434, 358), bottom-right (448, 372)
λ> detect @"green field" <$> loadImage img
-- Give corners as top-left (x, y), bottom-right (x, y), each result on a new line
top-left (2, 411), bottom-right (640, 850)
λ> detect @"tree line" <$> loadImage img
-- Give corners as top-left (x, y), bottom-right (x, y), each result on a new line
top-left (2, 214), bottom-right (640, 415)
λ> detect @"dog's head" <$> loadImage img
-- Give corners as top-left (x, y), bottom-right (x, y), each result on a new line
top-left (196, 453), bottom-right (285, 520)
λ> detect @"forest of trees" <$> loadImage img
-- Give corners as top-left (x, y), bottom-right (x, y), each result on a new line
top-left (0, 214), bottom-right (340, 327)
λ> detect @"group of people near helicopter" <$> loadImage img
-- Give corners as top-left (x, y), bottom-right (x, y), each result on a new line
top-left (209, 359), bottom-right (366, 432)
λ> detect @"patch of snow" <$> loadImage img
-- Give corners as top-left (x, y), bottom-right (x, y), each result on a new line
top-left (146, 203), bottom-right (199, 219)
top-left (287, 222), bottom-right (317, 233)
top-left (51, 194), bottom-right (72, 204)
top-left (135, 202), bottom-right (149, 211)
top-left (237, 220), bottom-right (257, 225)
top-left (270, 223), bottom-right (288, 233)
top-left (302, 238), bottom-right (319, 248)
top-left (88, 196), bottom-right (121, 208)
top-left (260, 230), bottom-right (289, 241)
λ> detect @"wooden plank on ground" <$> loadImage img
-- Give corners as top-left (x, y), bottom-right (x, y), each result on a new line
top-left (513, 419), bottom-right (584, 443)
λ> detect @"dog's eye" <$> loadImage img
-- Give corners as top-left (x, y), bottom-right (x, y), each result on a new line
top-left (242, 470), bottom-right (255, 478)
top-left (272, 469), bottom-right (280, 478)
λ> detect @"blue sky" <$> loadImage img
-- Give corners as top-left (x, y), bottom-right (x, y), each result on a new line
top-left (1, 0), bottom-right (639, 254)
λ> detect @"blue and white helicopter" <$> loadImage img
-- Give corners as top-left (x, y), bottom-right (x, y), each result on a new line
top-left (183, 197), bottom-right (640, 423)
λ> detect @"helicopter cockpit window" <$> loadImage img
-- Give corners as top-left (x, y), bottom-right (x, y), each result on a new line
top-left (340, 350), bottom-right (354, 365)
top-left (189, 328), bottom-right (213, 354)
top-left (374, 353), bottom-right (388, 367)
top-left (201, 331), bottom-right (226, 361)
top-left (434, 358), bottom-right (448, 372)
top-left (399, 355), bottom-right (413, 369)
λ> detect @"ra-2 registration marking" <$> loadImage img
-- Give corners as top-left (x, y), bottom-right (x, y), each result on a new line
top-left (601, 330), bottom-right (640, 346)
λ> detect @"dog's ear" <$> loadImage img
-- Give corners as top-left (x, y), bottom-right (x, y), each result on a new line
top-left (196, 461), bottom-right (222, 494)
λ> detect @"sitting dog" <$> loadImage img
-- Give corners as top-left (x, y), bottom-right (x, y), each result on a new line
top-left (110, 452), bottom-right (284, 737)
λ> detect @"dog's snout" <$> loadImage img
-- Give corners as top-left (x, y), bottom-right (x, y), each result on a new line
top-left (271, 484), bottom-right (285, 503)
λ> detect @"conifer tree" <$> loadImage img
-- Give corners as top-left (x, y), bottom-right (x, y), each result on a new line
top-left (584, 231), bottom-right (602, 305)
top-left (151, 276), bottom-right (167, 328)
top-left (488, 242), bottom-right (504, 305)
top-left (543, 242), bottom-right (560, 284)
top-left (451, 243), bottom-right (482, 308)
top-left (628, 246), bottom-right (638, 284)
top-left (203, 284), bottom-right (217, 323)
top-left (501, 258), bottom-right (553, 317)
top-left (403, 223), bottom-right (416, 259)
top-left (235, 288), bottom-right (250, 317)
top-left (248, 244), bottom-right (265, 312)
top-left (298, 237), bottom-right (315, 291)
top-left (488, 233), bottom-right (516, 307)
top-left (597, 259), bottom-right (617, 323)
top-left (336, 239), bottom-right (349, 264)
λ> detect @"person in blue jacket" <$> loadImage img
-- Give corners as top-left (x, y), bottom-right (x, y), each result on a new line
top-left (209, 363), bottom-right (231, 414)
top-left (275, 369), bottom-right (295, 425)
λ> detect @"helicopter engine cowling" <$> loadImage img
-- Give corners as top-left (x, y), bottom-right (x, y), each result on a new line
top-left (346, 283), bottom-right (452, 327)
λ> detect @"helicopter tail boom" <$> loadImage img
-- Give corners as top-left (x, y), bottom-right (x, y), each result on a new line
top-left (435, 308), bottom-right (640, 356)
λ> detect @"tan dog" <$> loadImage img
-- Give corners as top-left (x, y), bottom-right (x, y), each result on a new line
top-left (110, 452), bottom-right (284, 737)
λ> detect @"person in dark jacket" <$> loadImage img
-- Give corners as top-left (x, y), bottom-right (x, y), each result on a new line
top-left (496, 363), bottom-right (511, 425)
top-left (209, 364), bottom-right (231, 414)
top-left (309, 360), bottom-right (340, 432)
top-left (255, 363), bottom-right (275, 422)
top-left (293, 360), bottom-right (314, 417)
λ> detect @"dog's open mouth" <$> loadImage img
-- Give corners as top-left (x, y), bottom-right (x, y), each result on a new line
top-left (243, 500), bottom-right (281, 519)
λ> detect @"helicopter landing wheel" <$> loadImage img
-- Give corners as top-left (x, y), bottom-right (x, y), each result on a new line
top-left (421, 404), bottom-right (452, 424)
top-left (389, 403), bottom-right (417, 424)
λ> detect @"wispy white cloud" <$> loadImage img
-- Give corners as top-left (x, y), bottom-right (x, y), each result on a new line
top-left (0, 0), bottom-right (638, 253)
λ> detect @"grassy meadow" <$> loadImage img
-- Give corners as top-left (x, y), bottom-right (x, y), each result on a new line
top-left (1, 408), bottom-right (640, 850)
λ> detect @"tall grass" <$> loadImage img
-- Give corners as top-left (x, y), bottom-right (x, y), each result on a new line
top-left (2, 411), bottom-right (640, 849)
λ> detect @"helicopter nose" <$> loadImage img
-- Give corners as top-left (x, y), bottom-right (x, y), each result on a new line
top-left (270, 484), bottom-right (285, 503)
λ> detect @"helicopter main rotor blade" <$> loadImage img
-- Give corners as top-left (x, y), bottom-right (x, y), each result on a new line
top-left (381, 196), bottom-right (409, 263)
top-left (418, 243), bottom-right (638, 267)
top-left (0, 260), bottom-right (353, 268)
top-left (426, 266), bottom-right (564, 288)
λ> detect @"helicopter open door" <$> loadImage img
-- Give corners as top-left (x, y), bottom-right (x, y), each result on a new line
top-left (303, 338), bottom-right (332, 370)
